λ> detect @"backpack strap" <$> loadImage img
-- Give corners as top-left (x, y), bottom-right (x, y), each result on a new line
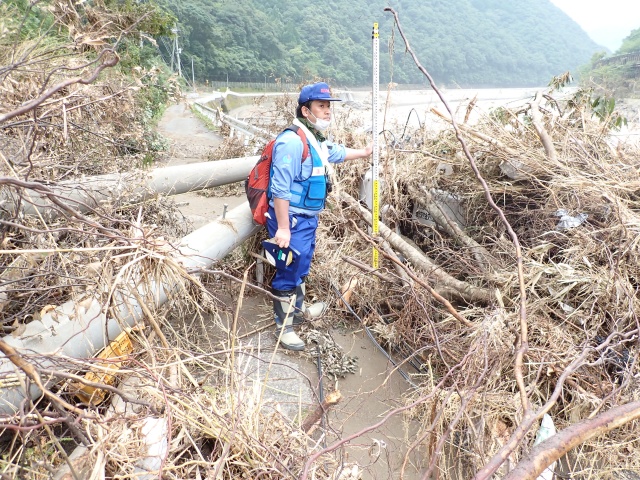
top-left (283, 124), bottom-right (309, 163)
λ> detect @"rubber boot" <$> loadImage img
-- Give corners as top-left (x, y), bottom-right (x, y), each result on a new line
top-left (293, 282), bottom-right (328, 326)
top-left (273, 288), bottom-right (305, 351)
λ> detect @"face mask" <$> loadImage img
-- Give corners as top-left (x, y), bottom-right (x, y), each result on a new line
top-left (307, 110), bottom-right (331, 131)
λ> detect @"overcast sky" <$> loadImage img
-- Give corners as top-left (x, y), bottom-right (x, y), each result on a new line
top-left (549, 0), bottom-right (637, 52)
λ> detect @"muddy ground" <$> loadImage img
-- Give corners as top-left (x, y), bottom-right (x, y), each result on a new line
top-left (156, 101), bottom-right (425, 479)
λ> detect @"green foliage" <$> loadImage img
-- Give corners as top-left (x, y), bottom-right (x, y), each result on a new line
top-left (135, 65), bottom-right (176, 156)
top-left (1, 0), bottom-right (57, 42)
top-left (548, 71), bottom-right (574, 91)
top-left (156, 0), bottom-right (602, 88)
top-left (488, 106), bottom-right (511, 126)
top-left (578, 25), bottom-right (639, 97)
top-left (565, 88), bottom-right (628, 131)
top-left (579, 60), bottom-right (637, 98)
top-left (618, 28), bottom-right (640, 55)
top-left (591, 96), bottom-right (628, 130)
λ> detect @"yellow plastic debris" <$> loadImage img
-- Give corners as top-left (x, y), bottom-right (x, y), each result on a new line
top-left (74, 330), bottom-right (134, 405)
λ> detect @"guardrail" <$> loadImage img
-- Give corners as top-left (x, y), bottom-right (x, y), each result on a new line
top-left (193, 102), bottom-right (272, 140)
top-left (594, 52), bottom-right (640, 68)
top-left (192, 102), bottom-right (220, 125)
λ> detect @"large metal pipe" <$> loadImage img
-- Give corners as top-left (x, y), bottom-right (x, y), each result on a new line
top-left (1, 156), bottom-right (257, 220)
top-left (0, 202), bottom-right (260, 414)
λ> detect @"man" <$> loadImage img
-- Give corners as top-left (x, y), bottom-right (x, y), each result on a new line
top-left (267, 82), bottom-right (372, 351)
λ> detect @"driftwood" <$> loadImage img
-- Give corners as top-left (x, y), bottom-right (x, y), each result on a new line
top-left (340, 191), bottom-right (491, 303)
top-left (348, 221), bottom-right (475, 328)
top-left (339, 277), bottom-right (359, 304)
top-left (300, 390), bottom-right (342, 434)
top-left (380, 240), bottom-right (412, 285)
top-left (529, 92), bottom-right (559, 164)
top-left (431, 108), bottom-right (523, 158)
top-left (410, 185), bottom-right (495, 270)
top-left (503, 401), bottom-right (640, 480)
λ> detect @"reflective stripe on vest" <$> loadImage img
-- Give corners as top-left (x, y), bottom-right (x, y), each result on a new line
top-left (289, 146), bottom-right (327, 211)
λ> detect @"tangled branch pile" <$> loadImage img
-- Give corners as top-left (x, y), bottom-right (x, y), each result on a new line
top-left (300, 76), bottom-right (640, 477)
top-left (0, 4), bottom-right (362, 479)
top-left (1, 0), bottom-right (181, 324)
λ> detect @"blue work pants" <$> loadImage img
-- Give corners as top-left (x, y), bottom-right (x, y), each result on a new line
top-left (266, 206), bottom-right (318, 292)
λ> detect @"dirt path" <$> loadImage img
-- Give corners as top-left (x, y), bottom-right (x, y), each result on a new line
top-left (156, 99), bottom-right (423, 479)
top-left (157, 102), bottom-right (221, 166)
top-left (156, 102), bottom-right (245, 230)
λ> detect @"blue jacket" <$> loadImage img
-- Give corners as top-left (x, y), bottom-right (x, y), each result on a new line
top-left (269, 123), bottom-right (347, 216)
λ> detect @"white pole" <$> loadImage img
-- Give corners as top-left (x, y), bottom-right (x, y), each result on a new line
top-left (177, 45), bottom-right (182, 78)
top-left (0, 204), bottom-right (261, 414)
top-left (371, 22), bottom-right (380, 268)
top-left (170, 28), bottom-right (175, 71)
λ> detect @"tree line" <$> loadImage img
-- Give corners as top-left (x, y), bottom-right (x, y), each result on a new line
top-left (156, 0), bottom-right (603, 88)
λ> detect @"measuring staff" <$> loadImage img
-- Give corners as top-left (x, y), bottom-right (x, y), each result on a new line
top-left (372, 22), bottom-right (381, 268)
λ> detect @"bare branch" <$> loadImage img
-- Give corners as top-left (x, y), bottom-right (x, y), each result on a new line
top-left (504, 401), bottom-right (640, 480)
top-left (529, 92), bottom-right (559, 163)
top-left (384, 5), bottom-right (531, 421)
top-left (0, 49), bottom-right (119, 125)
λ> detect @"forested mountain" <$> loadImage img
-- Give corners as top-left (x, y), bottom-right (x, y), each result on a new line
top-left (157, 0), bottom-right (603, 88)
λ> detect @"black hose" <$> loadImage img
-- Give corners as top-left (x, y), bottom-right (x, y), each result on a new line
top-left (400, 107), bottom-right (423, 141)
top-left (330, 283), bottom-right (417, 388)
top-left (311, 338), bottom-right (327, 448)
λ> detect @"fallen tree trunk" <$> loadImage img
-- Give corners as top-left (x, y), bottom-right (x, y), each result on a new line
top-left (340, 191), bottom-right (491, 303)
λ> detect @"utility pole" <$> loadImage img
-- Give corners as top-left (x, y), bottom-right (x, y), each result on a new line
top-left (170, 29), bottom-right (175, 71)
top-left (171, 25), bottom-right (182, 78)
top-left (191, 57), bottom-right (195, 91)
top-left (177, 45), bottom-right (182, 78)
